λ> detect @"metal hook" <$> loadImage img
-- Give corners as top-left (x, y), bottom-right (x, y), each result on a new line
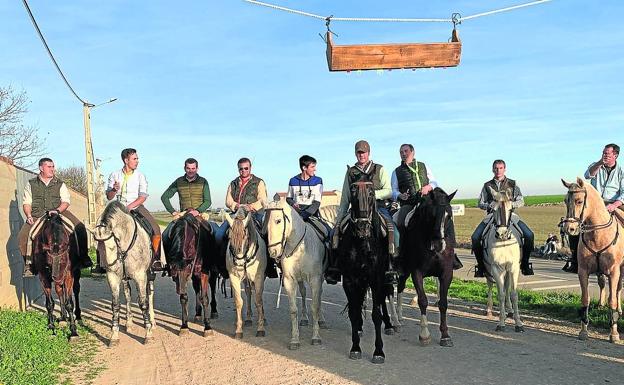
top-left (324, 15), bottom-right (338, 37)
top-left (451, 12), bottom-right (461, 28)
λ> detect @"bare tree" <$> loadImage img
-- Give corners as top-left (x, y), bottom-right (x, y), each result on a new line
top-left (0, 86), bottom-right (45, 167)
top-left (56, 165), bottom-right (87, 195)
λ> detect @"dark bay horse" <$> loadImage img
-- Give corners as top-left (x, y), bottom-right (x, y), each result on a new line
top-left (33, 213), bottom-right (82, 340)
top-left (338, 180), bottom-right (392, 364)
top-left (400, 188), bottom-right (456, 347)
top-left (163, 213), bottom-right (220, 336)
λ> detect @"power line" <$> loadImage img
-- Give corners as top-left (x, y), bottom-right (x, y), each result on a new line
top-left (21, 0), bottom-right (87, 105)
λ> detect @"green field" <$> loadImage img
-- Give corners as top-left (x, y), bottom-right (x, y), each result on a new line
top-left (454, 194), bottom-right (565, 208)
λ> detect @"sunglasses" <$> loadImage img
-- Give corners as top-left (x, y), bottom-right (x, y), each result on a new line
top-left (238, 167), bottom-right (250, 171)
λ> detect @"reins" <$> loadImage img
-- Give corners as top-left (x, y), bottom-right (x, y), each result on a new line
top-left (265, 207), bottom-right (307, 262)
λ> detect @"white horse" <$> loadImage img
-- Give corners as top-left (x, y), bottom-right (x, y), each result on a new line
top-left (87, 201), bottom-right (155, 346)
top-left (482, 187), bottom-right (524, 332)
top-left (224, 209), bottom-right (267, 339)
top-left (265, 198), bottom-right (327, 350)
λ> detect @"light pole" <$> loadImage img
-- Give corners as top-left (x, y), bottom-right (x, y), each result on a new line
top-left (83, 98), bottom-right (116, 240)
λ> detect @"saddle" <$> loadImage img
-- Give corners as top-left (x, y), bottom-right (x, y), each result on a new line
top-left (130, 210), bottom-right (155, 237)
top-left (27, 214), bottom-right (77, 257)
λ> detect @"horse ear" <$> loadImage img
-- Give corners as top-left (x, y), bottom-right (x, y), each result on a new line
top-left (561, 179), bottom-right (571, 188)
top-left (273, 193), bottom-right (281, 202)
top-left (447, 190), bottom-right (457, 201)
top-left (242, 212), bottom-right (251, 227)
top-left (487, 186), bottom-right (498, 200)
top-left (576, 177), bottom-right (585, 187)
top-left (221, 209), bottom-right (233, 227)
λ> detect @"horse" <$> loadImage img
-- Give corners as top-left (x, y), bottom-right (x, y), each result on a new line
top-left (163, 213), bottom-right (220, 336)
top-left (223, 209), bottom-right (267, 339)
top-left (562, 178), bottom-right (624, 343)
top-left (337, 180), bottom-right (391, 363)
top-left (264, 197), bottom-right (327, 350)
top-left (32, 213), bottom-right (82, 340)
top-left (400, 187), bottom-right (456, 347)
top-left (87, 201), bottom-right (155, 346)
top-left (481, 187), bottom-right (525, 332)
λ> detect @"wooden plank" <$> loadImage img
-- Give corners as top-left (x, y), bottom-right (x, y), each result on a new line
top-left (326, 30), bottom-right (462, 72)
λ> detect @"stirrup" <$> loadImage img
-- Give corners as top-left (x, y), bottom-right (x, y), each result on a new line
top-left (22, 264), bottom-right (35, 277)
top-left (151, 260), bottom-right (165, 271)
top-left (385, 270), bottom-right (398, 285)
top-left (325, 268), bottom-right (341, 285)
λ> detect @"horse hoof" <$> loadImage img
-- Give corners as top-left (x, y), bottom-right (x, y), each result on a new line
top-left (384, 328), bottom-right (394, 336)
top-left (485, 310), bottom-right (493, 318)
top-left (288, 342), bottom-right (300, 350)
top-left (440, 338), bottom-right (453, 347)
top-left (194, 315), bottom-right (202, 322)
top-left (495, 325), bottom-right (505, 332)
top-left (419, 336), bottom-right (431, 346)
top-left (108, 339), bottom-right (120, 348)
top-left (203, 329), bottom-right (214, 337)
top-left (256, 330), bottom-right (266, 337)
top-left (68, 335), bottom-right (79, 343)
top-left (609, 334), bottom-right (620, 343)
top-left (371, 355), bottom-right (385, 364)
top-left (357, 330), bottom-right (363, 337)
top-left (210, 312), bottom-right (219, 319)
top-left (319, 321), bottom-right (328, 329)
top-left (179, 327), bottom-right (189, 336)
top-left (515, 326), bottom-right (525, 333)
top-left (393, 325), bottom-right (402, 333)
top-left (311, 338), bottom-right (322, 346)
top-left (578, 330), bottom-right (588, 341)
top-left (349, 351), bottom-right (362, 360)
top-left (235, 332), bottom-right (243, 340)
top-left (144, 336), bottom-right (154, 345)
top-left (507, 312), bottom-right (514, 319)
top-left (244, 320), bottom-right (253, 327)
top-left (299, 319), bottom-right (309, 327)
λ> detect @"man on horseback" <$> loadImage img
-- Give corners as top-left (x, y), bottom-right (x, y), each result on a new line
top-left (106, 148), bottom-right (164, 271)
top-left (161, 157), bottom-right (212, 218)
top-left (390, 144), bottom-right (463, 270)
top-left (563, 143), bottom-right (624, 273)
top-left (326, 140), bottom-right (397, 285)
top-left (472, 159), bottom-right (534, 277)
top-left (286, 155), bottom-right (322, 220)
top-left (18, 157), bottom-right (92, 276)
top-left (225, 157), bottom-right (277, 278)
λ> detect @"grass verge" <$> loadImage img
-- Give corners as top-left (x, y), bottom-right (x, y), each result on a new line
top-left (406, 277), bottom-right (623, 330)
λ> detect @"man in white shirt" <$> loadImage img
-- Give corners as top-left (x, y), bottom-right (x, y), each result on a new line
top-left (106, 148), bottom-right (164, 271)
top-left (18, 157), bottom-right (92, 276)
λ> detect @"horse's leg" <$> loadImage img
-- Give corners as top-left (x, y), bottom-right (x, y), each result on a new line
top-left (148, 279), bottom-right (155, 328)
top-left (122, 279), bottom-right (134, 333)
top-left (284, 277), bottom-right (300, 350)
top-left (493, 268), bottom-right (507, 331)
top-left (192, 274), bottom-right (202, 322)
top-left (106, 272), bottom-right (122, 346)
top-left (438, 269), bottom-right (453, 347)
top-left (510, 268), bottom-right (524, 332)
top-left (386, 289), bottom-right (401, 333)
top-left (73, 269), bottom-right (82, 321)
top-left (135, 275), bottom-right (154, 344)
top-left (397, 277), bottom-right (406, 323)
top-left (41, 277), bottom-right (56, 334)
top-left (607, 268), bottom-right (621, 343)
top-left (231, 275), bottom-right (244, 339)
top-left (598, 273), bottom-right (607, 307)
top-left (413, 271), bottom-right (431, 345)
top-left (486, 278), bottom-right (494, 317)
top-left (253, 270), bottom-right (266, 338)
top-left (64, 275), bottom-right (79, 340)
top-left (371, 288), bottom-right (385, 364)
top-left (310, 276), bottom-right (323, 345)
top-left (54, 282), bottom-right (65, 327)
top-left (381, 298), bottom-right (394, 335)
top-left (200, 273), bottom-right (213, 337)
top-left (578, 268), bottom-right (591, 340)
top-left (318, 282), bottom-right (327, 329)
top-left (298, 280), bottom-right (309, 327)
top-left (179, 271), bottom-right (190, 334)
top-left (244, 278), bottom-right (253, 326)
top-left (344, 281), bottom-right (365, 359)
top-left (209, 273), bottom-right (219, 319)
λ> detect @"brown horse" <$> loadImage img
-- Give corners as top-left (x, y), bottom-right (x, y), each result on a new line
top-left (33, 213), bottom-right (81, 340)
top-left (562, 178), bottom-right (624, 342)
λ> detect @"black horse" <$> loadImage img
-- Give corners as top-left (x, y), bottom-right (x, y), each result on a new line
top-left (400, 187), bottom-right (456, 347)
top-left (163, 213), bottom-right (221, 336)
top-left (338, 180), bottom-right (392, 364)
top-left (33, 213), bottom-right (83, 340)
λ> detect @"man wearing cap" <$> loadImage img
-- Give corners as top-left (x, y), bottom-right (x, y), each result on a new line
top-left (325, 140), bottom-right (397, 285)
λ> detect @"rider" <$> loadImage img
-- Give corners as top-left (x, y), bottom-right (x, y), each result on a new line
top-left (286, 155), bottom-right (322, 220)
top-left (18, 157), bottom-right (93, 276)
top-left (225, 157), bottom-right (276, 278)
top-left (390, 144), bottom-right (463, 270)
top-left (471, 159), bottom-right (535, 277)
top-left (564, 143), bottom-right (624, 273)
top-left (326, 140), bottom-right (397, 285)
top-left (106, 148), bottom-right (164, 271)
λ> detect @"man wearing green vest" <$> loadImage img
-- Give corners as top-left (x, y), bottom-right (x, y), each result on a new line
top-left (18, 157), bottom-right (92, 277)
top-left (390, 144), bottom-right (463, 271)
top-left (161, 158), bottom-right (212, 218)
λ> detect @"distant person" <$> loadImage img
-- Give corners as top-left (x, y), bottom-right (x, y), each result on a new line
top-left (564, 143), bottom-right (624, 273)
top-left (471, 159), bottom-right (535, 277)
top-left (541, 233), bottom-right (559, 255)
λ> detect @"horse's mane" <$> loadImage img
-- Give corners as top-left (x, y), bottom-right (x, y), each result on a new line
top-left (230, 213), bottom-right (257, 248)
top-left (99, 201), bottom-right (129, 225)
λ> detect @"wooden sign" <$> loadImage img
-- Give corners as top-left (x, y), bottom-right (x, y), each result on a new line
top-left (326, 29), bottom-right (462, 72)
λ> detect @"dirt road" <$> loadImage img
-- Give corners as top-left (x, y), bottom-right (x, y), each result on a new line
top-left (71, 275), bottom-right (623, 385)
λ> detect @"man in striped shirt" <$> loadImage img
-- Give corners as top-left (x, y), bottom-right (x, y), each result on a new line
top-left (286, 155), bottom-right (323, 220)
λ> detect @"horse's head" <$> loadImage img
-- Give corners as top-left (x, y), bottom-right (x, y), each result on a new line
top-left (169, 213), bottom-right (201, 265)
top-left (349, 180), bottom-right (376, 238)
top-left (264, 198), bottom-right (293, 260)
top-left (561, 177), bottom-right (588, 236)
top-left (224, 209), bottom-right (254, 259)
top-left (487, 186), bottom-right (514, 240)
top-left (87, 201), bottom-right (129, 243)
top-left (39, 213), bottom-right (71, 279)
top-left (427, 188), bottom-right (456, 252)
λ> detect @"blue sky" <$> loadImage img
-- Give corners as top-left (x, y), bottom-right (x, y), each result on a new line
top-left (1, 1), bottom-right (622, 210)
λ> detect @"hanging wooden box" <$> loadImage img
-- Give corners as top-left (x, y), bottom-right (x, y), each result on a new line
top-left (326, 29), bottom-right (461, 71)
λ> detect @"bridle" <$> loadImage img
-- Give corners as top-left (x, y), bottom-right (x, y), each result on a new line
top-left (350, 181), bottom-right (375, 229)
top-left (491, 201), bottom-right (514, 240)
top-left (264, 207), bottom-right (307, 262)
top-left (41, 216), bottom-right (72, 282)
top-left (228, 219), bottom-right (259, 273)
top-left (94, 216), bottom-right (138, 276)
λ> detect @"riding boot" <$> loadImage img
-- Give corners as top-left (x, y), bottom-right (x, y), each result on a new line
top-left (265, 258), bottom-right (279, 279)
top-left (74, 224), bottom-right (93, 269)
top-left (22, 255), bottom-right (34, 277)
top-left (325, 249), bottom-right (341, 285)
top-left (473, 247), bottom-right (486, 278)
top-left (150, 234), bottom-right (164, 271)
top-left (563, 235), bottom-right (579, 273)
top-left (520, 231), bottom-right (535, 276)
top-left (453, 253), bottom-right (463, 270)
